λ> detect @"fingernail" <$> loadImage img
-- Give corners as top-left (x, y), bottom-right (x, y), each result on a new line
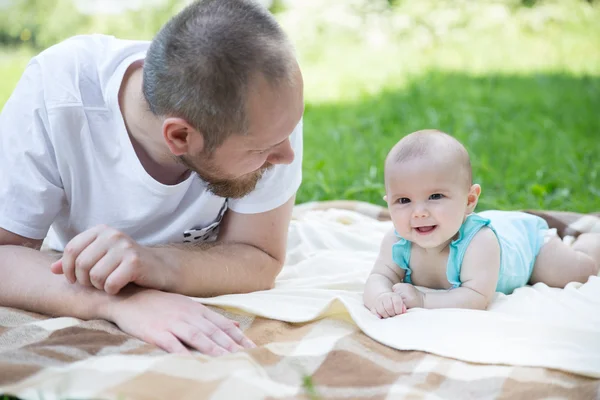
top-left (243, 339), bottom-right (257, 348)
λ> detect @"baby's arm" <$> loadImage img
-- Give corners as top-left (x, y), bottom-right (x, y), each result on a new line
top-left (419, 227), bottom-right (500, 310)
top-left (364, 229), bottom-right (406, 317)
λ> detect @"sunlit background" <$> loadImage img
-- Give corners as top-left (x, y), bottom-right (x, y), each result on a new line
top-left (1, 0), bottom-right (599, 211)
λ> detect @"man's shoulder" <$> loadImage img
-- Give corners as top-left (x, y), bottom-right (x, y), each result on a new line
top-left (32, 35), bottom-right (150, 109)
top-left (35, 34), bottom-right (118, 71)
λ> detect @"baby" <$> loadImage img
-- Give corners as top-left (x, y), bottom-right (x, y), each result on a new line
top-left (363, 129), bottom-right (600, 318)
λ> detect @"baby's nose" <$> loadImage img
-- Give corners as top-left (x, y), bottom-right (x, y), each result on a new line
top-left (412, 208), bottom-right (429, 218)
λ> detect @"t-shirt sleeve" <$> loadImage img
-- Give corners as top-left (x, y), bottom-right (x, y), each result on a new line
top-left (0, 60), bottom-right (64, 239)
top-left (227, 119), bottom-right (303, 214)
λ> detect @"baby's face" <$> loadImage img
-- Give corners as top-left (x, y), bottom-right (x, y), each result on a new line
top-left (385, 158), bottom-right (471, 249)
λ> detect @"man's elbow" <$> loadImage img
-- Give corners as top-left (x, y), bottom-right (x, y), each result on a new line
top-left (257, 256), bottom-right (284, 291)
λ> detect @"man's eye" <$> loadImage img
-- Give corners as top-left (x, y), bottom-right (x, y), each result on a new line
top-left (399, 198), bottom-right (411, 204)
top-left (429, 193), bottom-right (444, 200)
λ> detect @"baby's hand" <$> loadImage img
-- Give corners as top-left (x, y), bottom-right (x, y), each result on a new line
top-left (392, 283), bottom-right (425, 309)
top-left (370, 292), bottom-right (407, 319)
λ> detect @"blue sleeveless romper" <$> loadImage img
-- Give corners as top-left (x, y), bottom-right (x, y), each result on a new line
top-left (391, 211), bottom-right (549, 295)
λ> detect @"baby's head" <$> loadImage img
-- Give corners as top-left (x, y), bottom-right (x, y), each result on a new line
top-left (384, 129), bottom-right (481, 249)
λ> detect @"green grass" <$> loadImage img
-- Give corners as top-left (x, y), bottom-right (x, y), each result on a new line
top-left (290, 1), bottom-right (600, 212)
top-left (299, 71), bottom-right (600, 212)
top-left (1, 1), bottom-right (599, 213)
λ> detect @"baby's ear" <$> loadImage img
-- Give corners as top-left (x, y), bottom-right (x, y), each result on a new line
top-left (383, 195), bottom-right (388, 202)
top-left (466, 184), bottom-right (481, 212)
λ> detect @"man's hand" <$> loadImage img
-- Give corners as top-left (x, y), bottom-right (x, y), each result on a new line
top-left (392, 283), bottom-right (425, 310)
top-left (103, 287), bottom-right (256, 355)
top-left (369, 291), bottom-right (407, 318)
top-left (50, 225), bottom-right (165, 295)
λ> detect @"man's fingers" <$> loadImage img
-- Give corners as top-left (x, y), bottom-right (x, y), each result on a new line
top-left (170, 321), bottom-right (229, 357)
top-left (152, 331), bottom-right (191, 355)
top-left (203, 309), bottom-right (256, 349)
top-left (61, 227), bottom-right (102, 283)
top-left (50, 259), bottom-right (63, 275)
top-left (196, 320), bottom-right (244, 353)
top-left (74, 240), bottom-right (109, 287)
top-left (89, 250), bottom-right (123, 291)
top-left (222, 326), bottom-right (255, 350)
top-left (104, 262), bottom-right (135, 295)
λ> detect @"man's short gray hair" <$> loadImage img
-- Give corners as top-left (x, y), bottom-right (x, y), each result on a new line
top-left (142, 0), bottom-right (296, 151)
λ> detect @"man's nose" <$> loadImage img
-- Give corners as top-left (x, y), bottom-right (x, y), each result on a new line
top-left (267, 139), bottom-right (295, 165)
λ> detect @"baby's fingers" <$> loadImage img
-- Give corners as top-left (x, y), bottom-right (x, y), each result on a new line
top-left (376, 302), bottom-right (391, 319)
top-left (391, 296), bottom-right (405, 315)
top-left (384, 297), bottom-right (400, 317)
top-left (392, 282), bottom-right (408, 293)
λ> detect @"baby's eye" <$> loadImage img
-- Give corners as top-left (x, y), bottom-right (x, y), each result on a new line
top-left (399, 198), bottom-right (411, 204)
top-left (429, 193), bottom-right (444, 200)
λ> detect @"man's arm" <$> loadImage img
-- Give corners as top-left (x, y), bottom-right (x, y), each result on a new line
top-left (0, 228), bottom-right (113, 320)
top-left (0, 228), bottom-right (255, 355)
top-left (52, 195), bottom-right (296, 297)
top-left (157, 195), bottom-right (295, 297)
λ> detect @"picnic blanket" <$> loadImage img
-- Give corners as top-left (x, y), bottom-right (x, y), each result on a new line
top-left (1, 201), bottom-right (599, 399)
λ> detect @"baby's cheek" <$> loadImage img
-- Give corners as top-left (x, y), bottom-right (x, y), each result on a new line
top-left (393, 222), bottom-right (411, 238)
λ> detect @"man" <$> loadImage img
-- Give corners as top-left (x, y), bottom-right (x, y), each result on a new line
top-left (0, 0), bottom-right (304, 356)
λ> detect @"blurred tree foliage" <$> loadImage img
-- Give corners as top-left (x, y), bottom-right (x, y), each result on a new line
top-left (0, 0), bottom-right (597, 51)
top-left (0, 0), bottom-right (91, 47)
top-left (0, 0), bottom-right (184, 49)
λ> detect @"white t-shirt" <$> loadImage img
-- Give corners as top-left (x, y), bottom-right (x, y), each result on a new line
top-left (0, 35), bottom-right (303, 251)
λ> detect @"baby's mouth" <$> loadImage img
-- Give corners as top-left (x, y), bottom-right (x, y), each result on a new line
top-left (414, 225), bottom-right (437, 234)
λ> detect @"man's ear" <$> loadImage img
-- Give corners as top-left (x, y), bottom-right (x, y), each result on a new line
top-left (466, 184), bottom-right (481, 214)
top-left (163, 117), bottom-right (204, 156)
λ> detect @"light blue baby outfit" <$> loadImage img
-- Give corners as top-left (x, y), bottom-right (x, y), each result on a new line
top-left (391, 211), bottom-right (549, 295)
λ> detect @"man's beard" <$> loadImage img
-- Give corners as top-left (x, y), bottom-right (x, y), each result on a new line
top-left (178, 155), bottom-right (272, 199)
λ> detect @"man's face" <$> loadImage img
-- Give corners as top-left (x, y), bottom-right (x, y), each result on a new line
top-left (178, 153), bottom-right (273, 199)
top-left (181, 68), bottom-right (304, 199)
